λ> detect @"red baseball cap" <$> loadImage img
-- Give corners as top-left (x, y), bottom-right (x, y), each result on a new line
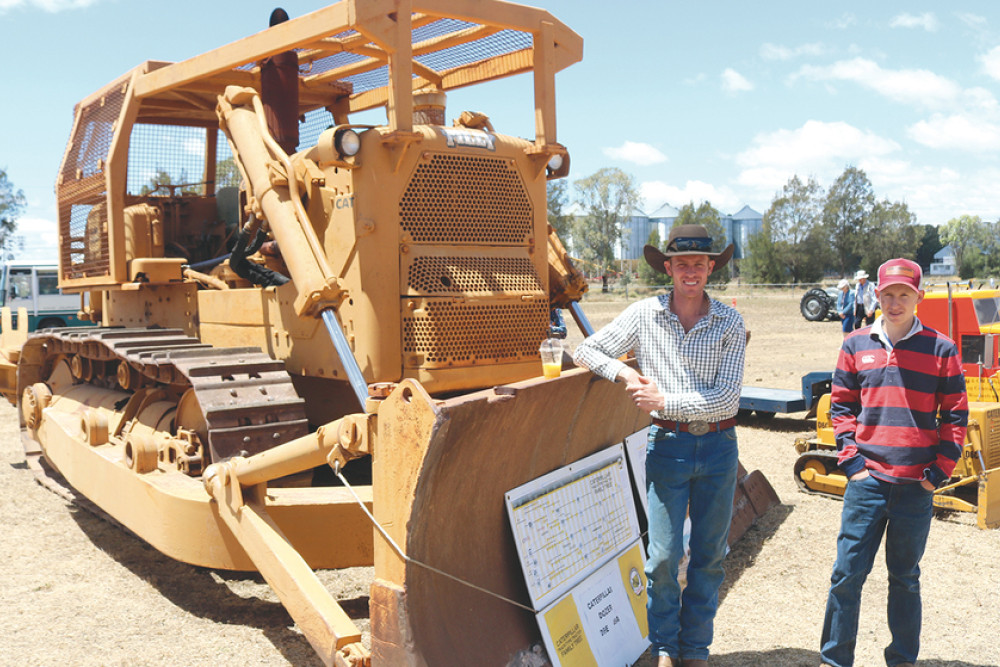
top-left (876, 258), bottom-right (922, 293)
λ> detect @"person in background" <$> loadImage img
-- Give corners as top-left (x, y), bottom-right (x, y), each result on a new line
top-left (852, 269), bottom-right (877, 330)
top-left (574, 225), bottom-right (745, 667)
top-left (836, 278), bottom-right (854, 338)
top-left (819, 258), bottom-right (967, 667)
top-left (548, 307), bottom-right (567, 339)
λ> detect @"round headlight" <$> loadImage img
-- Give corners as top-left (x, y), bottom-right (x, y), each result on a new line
top-left (334, 128), bottom-right (361, 157)
top-left (547, 154), bottom-right (564, 172)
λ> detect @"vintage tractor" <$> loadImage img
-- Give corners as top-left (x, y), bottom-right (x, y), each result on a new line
top-left (0, 2), bottom-right (780, 665)
top-left (799, 286), bottom-right (839, 322)
top-left (793, 285), bottom-right (1000, 529)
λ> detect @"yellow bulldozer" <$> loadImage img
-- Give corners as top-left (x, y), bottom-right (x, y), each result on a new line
top-left (794, 286), bottom-right (1000, 529)
top-left (0, 2), bottom-right (779, 665)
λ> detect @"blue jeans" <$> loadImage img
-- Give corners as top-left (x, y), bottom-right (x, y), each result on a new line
top-left (820, 474), bottom-right (934, 667)
top-left (645, 424), bottom-right (738, 661)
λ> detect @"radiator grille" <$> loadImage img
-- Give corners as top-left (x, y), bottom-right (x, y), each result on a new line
top-left (982, 405), bottom-right (1000, 469)
top-left (400, 154), bottom-right (532, 244)
top-left (403, 300), bottom-right (548, 365)
top-left (407, 256), bottom-right (542, 295)
top-left (58, 78), bottom-right (128, 281)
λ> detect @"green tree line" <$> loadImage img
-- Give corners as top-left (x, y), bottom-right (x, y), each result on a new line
top-left (549, 164), bottom-right (997, 286)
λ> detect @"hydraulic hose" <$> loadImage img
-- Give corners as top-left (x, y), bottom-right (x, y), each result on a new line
top-left (229, 217), bottom-right (289, 288)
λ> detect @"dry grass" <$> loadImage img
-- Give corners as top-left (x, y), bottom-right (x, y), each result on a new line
top-left (0, 290), bottom-right (996, 666)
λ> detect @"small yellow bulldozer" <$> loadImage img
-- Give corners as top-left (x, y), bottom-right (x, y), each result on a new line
top-left (794, 287), bottom-right (1000, 529)
top-left (1, 2), bottom-right (779, 664)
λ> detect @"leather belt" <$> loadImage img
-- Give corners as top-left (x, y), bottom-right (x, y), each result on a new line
top-left (652, 417), bottom-right (737, 436)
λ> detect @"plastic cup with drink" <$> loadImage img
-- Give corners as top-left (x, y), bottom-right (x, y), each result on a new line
top-left (539, 338), bottom-right (564, 378)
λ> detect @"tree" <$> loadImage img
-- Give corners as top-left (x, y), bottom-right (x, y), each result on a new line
top-left (672, 201), bottom-right (730, 283)
top-left (546, 179), bottom-right (573, 240)
top-left (762, 175), bottom-right (827, 282)
top-left (913, 224), bottom-right (942, 270)
top-left (216, 157), bottom-right (241, 189)
top-left (939, 214), bottom-right (990, 278)
top-left (573, 167), bottom-right (641, 283)
top-left (741, 221), bottom-right (786, 284)
top-left (0, 168), bottom-right (26, 259)
top-left (960, 221), bottom-right (1000, 280)
top-left (638, 228), bottom-right (662, 285)
top-left (822, 166), bottom-right (875, 275)
top-left (976, 220), bottom-right (1000, 278)
top-left (859, 199), bottom-right (919, 273)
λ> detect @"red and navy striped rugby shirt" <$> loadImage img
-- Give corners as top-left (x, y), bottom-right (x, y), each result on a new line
top-left (831, 319), bottom-right (968, 487)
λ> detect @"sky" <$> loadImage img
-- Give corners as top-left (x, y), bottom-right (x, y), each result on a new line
top-left (3, 0), bottom-right (1000, 261)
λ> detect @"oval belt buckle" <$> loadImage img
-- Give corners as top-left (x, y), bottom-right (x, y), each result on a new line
top-left (688, 420), bottom-right (710, 436)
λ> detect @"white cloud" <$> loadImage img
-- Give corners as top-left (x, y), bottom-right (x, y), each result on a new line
top-left (907, 113), bottom-right (1000, 152)
top-left (890, 12), bottom-right (939, 32)
top-left (874, 165), bottom-right (1000, 226)
top-left (829, 13), bottom-right (857, 30)
top-left (0, 0), bottom-right (100, 12)
top-left (10, 217), bottom-right (59, 261)
top-left (737, 120), bottom-right (898, 171)
top-left (963, 86), bottom-right (1000, 115)
top-left (721, 68), bottom-right (754, 93)
top-left (731, 118), bottom-right (1000, 225)
top-left (734, 120), bottom-right (899, 202)
top-left (792, 57), bottom-right (961, 109)
top-left (602, 141), bottom-right (667, 166)
top-left (759, 42), bottom-right (825, 61)
top-left (639, 180), bottom-right (742, 215)
top-left (979, 46), bottom-right (1000, 81)
top-left (957, 13), bottom-right (987, 29)
top-left (183, 137), bottom-right (206, 157)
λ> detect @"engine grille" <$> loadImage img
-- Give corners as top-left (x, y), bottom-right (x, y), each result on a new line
top-left (981, 404), bottom-right (1000, 469)
top-left (399, 154), bottom-right (532, 245)
top-left (403, 300), bottom-right (548, 366)
top-left (406, 256), bottom-right (542, 295)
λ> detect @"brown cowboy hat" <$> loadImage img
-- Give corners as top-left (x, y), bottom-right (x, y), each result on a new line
top-left (643, 224), bottom-right (734, 274)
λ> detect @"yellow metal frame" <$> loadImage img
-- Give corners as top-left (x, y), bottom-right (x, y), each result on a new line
top-left (56, 0), bottom-right (582, 295)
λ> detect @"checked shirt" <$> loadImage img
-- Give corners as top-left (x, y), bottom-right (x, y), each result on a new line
top-left (573, 293), bottom-right (746, 422)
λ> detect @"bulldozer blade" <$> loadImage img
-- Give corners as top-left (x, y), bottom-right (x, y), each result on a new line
top-left (978, 468), bottom-right (1000, 529)
top-left (729, 467), bottom-right (780, 547)
top-left (367, 368), bottom-right (778, 666)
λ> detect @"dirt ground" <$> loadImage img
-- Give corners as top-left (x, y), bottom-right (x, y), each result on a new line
top-left (1, 289), bottom-right (997, 667)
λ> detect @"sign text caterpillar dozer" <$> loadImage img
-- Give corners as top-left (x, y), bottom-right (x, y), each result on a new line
top-left (0, 2), bottom-right (779, 664)
top-left (793, 286), bottom-right (1000, 529)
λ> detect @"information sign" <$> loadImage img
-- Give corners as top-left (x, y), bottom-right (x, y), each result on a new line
top-left (505, 441), bottom-right (650, 666)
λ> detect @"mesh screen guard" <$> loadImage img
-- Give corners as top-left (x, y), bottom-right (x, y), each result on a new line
top-left (406, 255), bottom-right (542, 296)
top-left (402, 299), bottom-right (548, 367)
top-left (400, 153), bottom-right (532, 245)
top-left (58, 79), bottom-right (129, 281)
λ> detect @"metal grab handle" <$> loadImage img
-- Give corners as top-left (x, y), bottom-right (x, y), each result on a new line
top-left (322, 309), bottom-right (368, 409)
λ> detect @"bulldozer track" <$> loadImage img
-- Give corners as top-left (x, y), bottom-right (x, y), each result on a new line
top-left (22, 326), bottom-right (310, 467)
top-left (792, 449), bottom-right (846, 499)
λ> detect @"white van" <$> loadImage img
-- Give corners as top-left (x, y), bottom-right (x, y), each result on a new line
top-left (0, 262), bottom-right (86, 330)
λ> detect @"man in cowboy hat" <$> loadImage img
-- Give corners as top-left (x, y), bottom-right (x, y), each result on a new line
top-left (574, 224), bottom-right (746, 667)
top-left (853, 269), bottom-right (877, 330)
